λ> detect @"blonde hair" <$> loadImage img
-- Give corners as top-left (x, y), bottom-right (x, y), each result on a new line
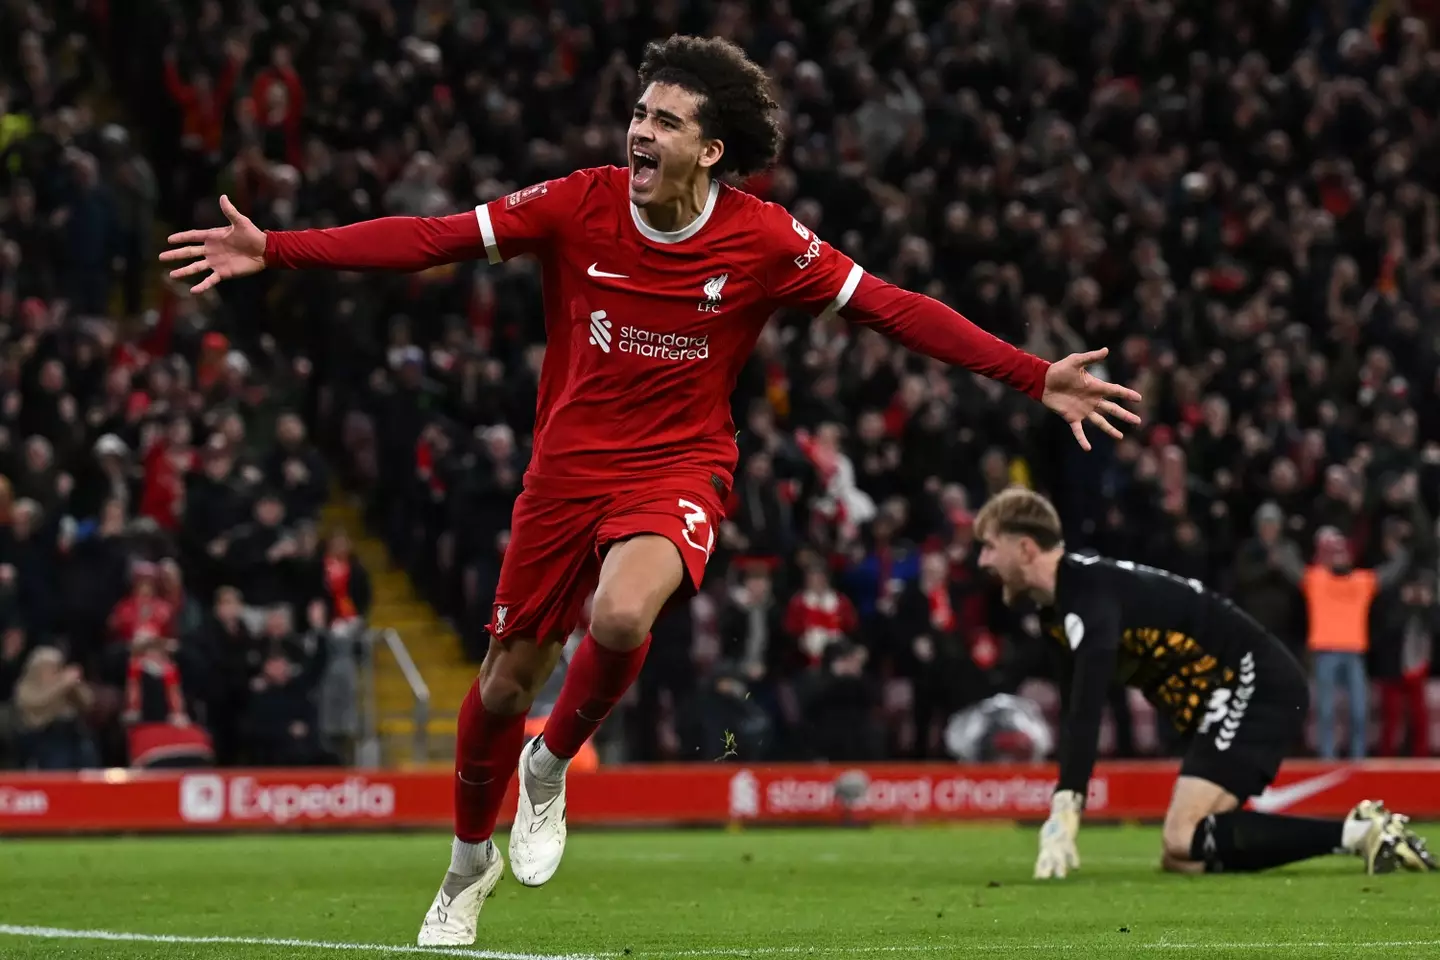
top-left (14, 646), bottom-right (75, 729)
top-left (975, 487), bottom-right (1064, 550)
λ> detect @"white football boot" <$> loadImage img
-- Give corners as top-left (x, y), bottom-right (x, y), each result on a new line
top-left (508, 737), bottom-right (569, 886)
top-left (417, 843), bottom-right (504, 946)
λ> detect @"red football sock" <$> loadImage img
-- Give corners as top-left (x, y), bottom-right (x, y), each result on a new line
top-left (453, 677), bottom-right (528, 844)
top-left (542, 632), bottom-right (652, 758)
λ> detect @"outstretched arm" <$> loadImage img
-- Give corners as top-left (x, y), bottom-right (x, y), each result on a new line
top-left (262, 213), bottom-right (484, 271)
top-left (841, 272), bottom-right (1051, 398)
top-left (1375, 546), bottom-right (1411, 592)
top-left (160, 195), bottom-right (486, 294)
top-left (1272, 541), bottom-right (1306, 586)
top-left (842, 274), bottom-right (1142, 450)
top-left (162, 172), bottom-right (595, 295)
top-left (763, 210), bottom-right (1140, 450)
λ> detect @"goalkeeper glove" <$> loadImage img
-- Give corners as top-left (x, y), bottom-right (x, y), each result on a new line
top-left (1034, 789), bottom-right (1083, 879)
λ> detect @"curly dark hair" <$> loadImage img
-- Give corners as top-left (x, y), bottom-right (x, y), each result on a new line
top-left (637, 36), bottom-right (782, 179)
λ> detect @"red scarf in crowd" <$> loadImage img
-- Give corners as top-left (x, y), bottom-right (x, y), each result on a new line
top-left (324, 555), bottom-right (357, 620)
top-left (927, 580), bottom-right (956, 633)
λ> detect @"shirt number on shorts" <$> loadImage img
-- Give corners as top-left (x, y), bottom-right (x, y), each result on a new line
top-left (678, 499), bottom-right (715, 556)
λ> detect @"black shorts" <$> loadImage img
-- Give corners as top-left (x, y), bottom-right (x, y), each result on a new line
top-left (1179, 648), bottom-right (1310, 802)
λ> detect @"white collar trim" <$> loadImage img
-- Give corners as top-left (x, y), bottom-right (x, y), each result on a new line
top-left (629, 180), bottom-right (721, 244)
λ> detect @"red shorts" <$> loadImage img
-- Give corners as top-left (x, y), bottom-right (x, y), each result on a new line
top-left (488, 480), bottom-right (726, 643)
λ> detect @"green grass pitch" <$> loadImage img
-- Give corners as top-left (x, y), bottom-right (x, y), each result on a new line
top-left (1, 825), bottom-right (1435, 959)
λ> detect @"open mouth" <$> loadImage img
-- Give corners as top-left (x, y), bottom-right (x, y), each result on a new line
top-left (631, 146), bottom-right (659, 190)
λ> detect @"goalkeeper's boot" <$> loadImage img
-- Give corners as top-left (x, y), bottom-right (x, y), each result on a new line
top-left (418, 841), bottom-right (504, 946)
top-left (1381, 812), bottom-right (1438, 872)
top-left (1348, 799), bottom-right (1389, 827)
top-left (509, 735), bottom-right (568, 887)
top-left (1359, 821), bottom-right (1401, 875)
top-left (1350, 800), bottom-right (1437, 873)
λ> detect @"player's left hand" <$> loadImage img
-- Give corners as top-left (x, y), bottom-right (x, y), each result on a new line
top-left (1034, 790), bottom-right (1083, 879)
top-left (1041, 348), bottom-right (1142, 451)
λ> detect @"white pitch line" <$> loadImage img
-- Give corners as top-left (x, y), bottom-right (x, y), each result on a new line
top-left (0, 924), bottom-right (597, 960)
top-left (2, 925), bottom-right (1437, 958)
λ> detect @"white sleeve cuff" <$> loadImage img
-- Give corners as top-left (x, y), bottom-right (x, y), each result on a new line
top-left (820, 263), bottom-right (864, 318)
top-left (474, 204), bottom-right (502, 264)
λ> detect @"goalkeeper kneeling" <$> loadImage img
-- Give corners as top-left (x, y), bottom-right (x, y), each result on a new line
top-left (975, 488), bottom-right (1436, 877)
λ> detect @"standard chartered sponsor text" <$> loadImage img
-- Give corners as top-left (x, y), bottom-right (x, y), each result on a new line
top-left (763, 775), bottom-right (1109, 814)
top-left (619, 326), bottom-right (709, 361)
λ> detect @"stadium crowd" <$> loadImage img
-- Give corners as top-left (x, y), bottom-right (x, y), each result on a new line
top-left (6, 0), bottom-right (1440, 768)
top-left (0, 0), bottom-right (372, 771)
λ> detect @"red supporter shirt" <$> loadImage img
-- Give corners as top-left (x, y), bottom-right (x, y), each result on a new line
top-left (783, 588), bottom-right (859, 663)
top-left (266, 166), bottom-right (1050, 498)
top-left (109, 595), bottom-right (177, 645)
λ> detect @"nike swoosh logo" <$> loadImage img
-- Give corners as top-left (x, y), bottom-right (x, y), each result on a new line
top-left (1250, 769), bottom-right (1351, 813)
top-left (529, 817), bottom-right (548, 834)
top-left (588, 263), bottom-right (629, 279)
top-left (530, 795), bottom-right (559, 817)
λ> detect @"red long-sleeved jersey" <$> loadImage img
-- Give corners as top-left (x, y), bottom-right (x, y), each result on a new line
top-left (266, 166), bottom-right (1049, 497)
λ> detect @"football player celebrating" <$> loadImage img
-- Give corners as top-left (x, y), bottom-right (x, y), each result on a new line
top-left (164, 37), bottom-right (1140, 945)
top-left (975, 487), bottom-right (1436, 878)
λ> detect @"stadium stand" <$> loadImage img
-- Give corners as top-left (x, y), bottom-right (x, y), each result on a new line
top-left (0, 0), bottom-right (370, 770)
top-left (2, 0), bottom-right (1439, 769)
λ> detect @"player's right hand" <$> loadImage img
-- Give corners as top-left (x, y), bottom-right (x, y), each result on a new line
top-left (1034, 789), bottom-right (1083, 879)
top-left (159, 195), bottom-right (267, 294)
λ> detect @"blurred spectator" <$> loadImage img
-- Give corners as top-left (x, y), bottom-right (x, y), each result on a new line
top-left (890, 550), bottom-right (987, 757)
top-left (122, 631), bottom-right (188, 728)
top-left (75, 433), bottom-right (137, 519)
top-left (843, 507), bottom-right (919, 625)
top-left (320, 530), bottom-right (371, 629)
top-left (6, 499), bottom-right (60, 633)
top-left (240, 608), bottom-right (333, 766)
top-left (1372, 570), bottom-right (1438, 757)
top-left (161, 40), bottom-right (246, 217)
top-left (12, 646), bottom-right (97, 770)
top-left (795, 641), bottom-right (883, 761)
top-left (676, 663), bottom-right (773, 762)
top-left (715, 564), bottom-right (793, 751)
top-left (0, 627), bottom-right (27, 701)
top-left (719, 564), bottom-right (788, 682)
top-left (784, 563), bottom-right (859, 666)
top-left (266, 412), bottom-right (326, 522)
top-left (108, 560), bottom-right (176, 646)
top-left (228, 490), bottom-right (299, 617)
top-left (187, 586), bottom-right (261, 766)
top-left (1283, 527), bottom-right (1410, 759)
top-left (56, 150), bottom-right (118, 316)
top-left (159, 557), bottom-right (204, 639)
top-left (722, 450), bottom-right (800, 561)
top-left (1234, 502), bottom-right (1307, 658)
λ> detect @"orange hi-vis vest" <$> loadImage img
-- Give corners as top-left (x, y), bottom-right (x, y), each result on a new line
top-left (1301, 566), bottom-right (1379, 653)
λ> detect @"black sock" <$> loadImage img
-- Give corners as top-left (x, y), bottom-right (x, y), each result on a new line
top-left (1190, 811), bottom-right (1344, 873)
